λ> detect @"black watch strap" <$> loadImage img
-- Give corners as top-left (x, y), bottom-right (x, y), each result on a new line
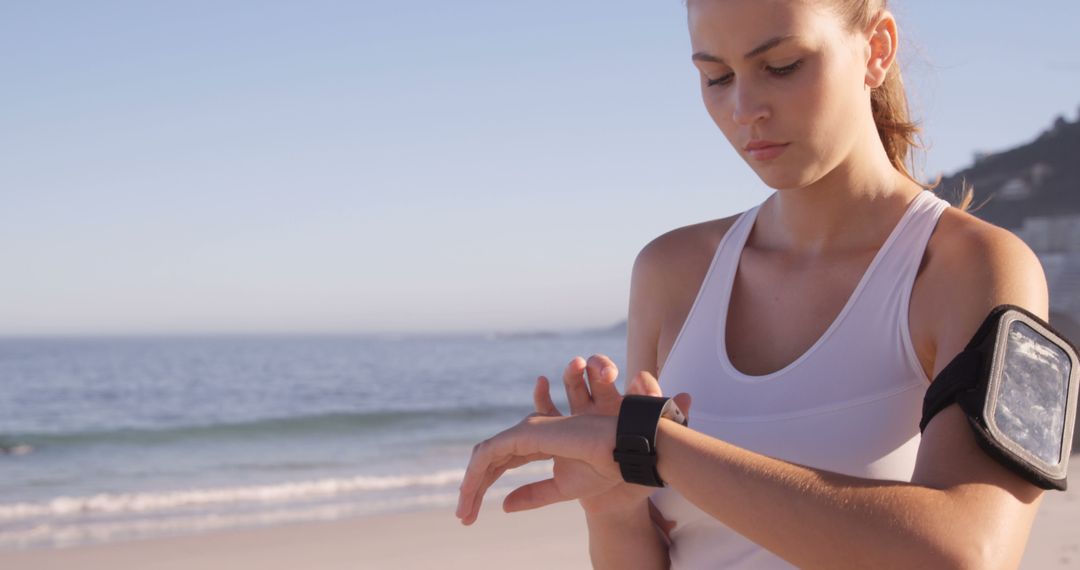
top-left (613, 395), bottom-right (687, 487)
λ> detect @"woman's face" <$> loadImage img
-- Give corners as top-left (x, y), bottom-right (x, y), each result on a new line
top-left (688, 0), bottom-right (872, 190)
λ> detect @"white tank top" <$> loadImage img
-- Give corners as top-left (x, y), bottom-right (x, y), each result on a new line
top-left (650, 190), bottom-right (951, 569)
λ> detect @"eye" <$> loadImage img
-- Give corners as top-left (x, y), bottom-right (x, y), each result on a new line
top-left (705, 60), bottom-right (803, 88)
top-left (769, 59), bottom-right (803, 77)
top-left (706, 73), bottom-right (734, 88)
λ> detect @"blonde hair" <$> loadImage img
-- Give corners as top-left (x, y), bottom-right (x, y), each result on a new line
top-left (823, 0), bottom-right (973, 210)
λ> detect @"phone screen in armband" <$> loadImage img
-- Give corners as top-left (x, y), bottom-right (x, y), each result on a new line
top-left (982, 312), bottom-right (1078, 483)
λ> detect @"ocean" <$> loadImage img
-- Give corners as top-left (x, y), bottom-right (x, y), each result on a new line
top-left (0, 332), bottom-right (626, 550)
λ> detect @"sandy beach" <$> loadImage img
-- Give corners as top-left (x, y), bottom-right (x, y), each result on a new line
top-left (0, 499), bottom-right (591, 570)
top-left (2, 460), bottom-right (1077, 569)
top-left (1020, 458), bottom-right (1080, 569)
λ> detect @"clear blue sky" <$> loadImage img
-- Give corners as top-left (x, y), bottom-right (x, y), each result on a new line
top-left (2, 1), bottom-right (1078, 335)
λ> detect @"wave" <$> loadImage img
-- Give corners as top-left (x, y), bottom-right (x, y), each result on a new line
top-left (0, 444), bottom-right (32, 456)
top-left (0, 489), bottom-right (509, 550)
top-left (0, 463), bottom-right (552, 523)
top-left (2, 404), bottom-right (534, 449)
top-left (0, 470), bottom-right (467, 521)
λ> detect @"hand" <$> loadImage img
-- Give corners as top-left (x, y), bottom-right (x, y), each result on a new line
top-left (520, 355), bottom-right (691, 517)
top-left (455, 413), bottom-right (622, 525)
top-left (455, 355), bottom-right (692, 525)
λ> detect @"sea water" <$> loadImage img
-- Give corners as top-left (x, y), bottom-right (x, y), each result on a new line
top-left (0, 332), bottom-right (625, 549)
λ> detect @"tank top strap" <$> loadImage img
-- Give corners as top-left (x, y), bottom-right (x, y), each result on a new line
top-left (727, 203), bottom-right (762, 253)
top-left (691, 201), bottom-right (761, 325)
top-left (716, 202), bottom-right (762, 283)
top-left (855, 190), bottom-right (951, 307)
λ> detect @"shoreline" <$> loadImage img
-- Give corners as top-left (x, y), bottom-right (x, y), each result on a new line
top-left (1, 460), bottom-right (1076, 569)
top-left (0, 501), bottom-right (592, 570)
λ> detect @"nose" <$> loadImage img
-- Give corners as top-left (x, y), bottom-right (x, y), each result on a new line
top-left (730, 82), bottom-right (770, 126)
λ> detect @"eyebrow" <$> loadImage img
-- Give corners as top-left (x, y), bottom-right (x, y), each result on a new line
top-left (691, 35), bottom-right (797, 64)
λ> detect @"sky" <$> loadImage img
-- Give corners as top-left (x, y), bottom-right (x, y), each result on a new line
top-left (2, 1), bottom-right (1079, 336)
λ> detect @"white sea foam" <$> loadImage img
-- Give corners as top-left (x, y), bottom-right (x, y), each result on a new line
top-left (0, 490), bottom-right (491, 550)
top-left (2, 445), bottom-right (32, 456)
top-left (0, 470), bottom-right (463, 522)
top-left (0, 476), bottom-right (547, 550)
top-left (0, 463), bottom-right (552, 523)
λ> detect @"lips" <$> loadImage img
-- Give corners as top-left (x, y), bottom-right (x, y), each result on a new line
top-left (744, 141), bottom-right (789, 161)
top-left (744, 140), bottom-right (786, 151)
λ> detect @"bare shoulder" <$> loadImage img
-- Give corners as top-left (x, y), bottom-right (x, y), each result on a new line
top-left (632, 215), bottom-right (740, 305)
top-left (920, 205), bottom-right (1050, 376)
top-left (628, 214), bottom-right (742, 375)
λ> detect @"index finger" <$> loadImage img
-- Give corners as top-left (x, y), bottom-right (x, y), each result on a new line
top-left (533, 376), bottom-right (563, 416)
top-left (585, 354), bottom-right (622, 413)
top-left (562, 357), bottom-right (591, 414)
top-left (456, 425), bottom-right (551, 524)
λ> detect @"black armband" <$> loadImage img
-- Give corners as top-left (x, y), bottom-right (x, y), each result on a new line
top-left (920, 304), bottom-right (1079, 490)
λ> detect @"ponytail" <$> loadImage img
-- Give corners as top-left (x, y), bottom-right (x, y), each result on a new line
top-left (831, 0), bottom-right (974, 211)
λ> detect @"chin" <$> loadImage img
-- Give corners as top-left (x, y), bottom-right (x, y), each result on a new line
top-left (750, 166), bottom-right (815, 191)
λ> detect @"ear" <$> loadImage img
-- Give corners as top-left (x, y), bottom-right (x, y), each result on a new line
top-left (863, 10), bottom-right (898, 89)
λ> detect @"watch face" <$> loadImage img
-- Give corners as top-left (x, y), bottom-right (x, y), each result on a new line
top-left (661, 400), bottom-right (688, 427)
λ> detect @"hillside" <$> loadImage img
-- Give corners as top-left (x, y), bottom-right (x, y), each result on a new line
top-left (935, 113), bottom-right (1080, 228)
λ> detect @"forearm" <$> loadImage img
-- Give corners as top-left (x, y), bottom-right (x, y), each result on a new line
top-left (584, 501), bottom-right (669, 570)
top-left (655, 421), bottom-right (1033, 569)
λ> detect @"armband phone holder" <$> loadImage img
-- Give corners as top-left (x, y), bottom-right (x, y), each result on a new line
top-left (920, 304), bottom-right (1079, 490)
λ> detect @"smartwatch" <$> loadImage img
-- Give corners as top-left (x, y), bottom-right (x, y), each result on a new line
top-left (612, 395), bottom-right (688, 487)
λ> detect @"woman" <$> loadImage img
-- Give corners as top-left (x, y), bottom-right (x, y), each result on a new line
top-left (456, 0), bottom-right (1051, 567)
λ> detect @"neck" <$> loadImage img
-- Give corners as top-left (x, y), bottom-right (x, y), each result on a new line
top-left (753, 121), bottom-right (924, 257)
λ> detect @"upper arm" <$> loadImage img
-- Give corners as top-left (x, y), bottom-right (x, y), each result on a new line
top-left (626, 236), bottom-right (670, 386)
top-left (911, 215), bottom-right (1050, 566)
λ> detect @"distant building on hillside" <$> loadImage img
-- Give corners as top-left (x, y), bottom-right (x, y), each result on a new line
top-left (1016, 216), bottom-right (1080, 253)
top-left (1010, 214), bottom-right (1080, 323)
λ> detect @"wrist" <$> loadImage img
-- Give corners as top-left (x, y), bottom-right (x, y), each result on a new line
top-left (612, 396), bottom-right (687, 488)
top-left (580, 495), bottom-right (652, 519)
top-left (653, 417), bottom-right (681, 489)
